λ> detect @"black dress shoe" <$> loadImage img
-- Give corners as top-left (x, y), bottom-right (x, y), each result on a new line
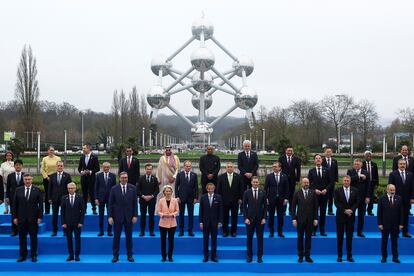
top-left (392, 258), bottom-right (401, 263)
top-left (10, 232), bottom-right (17, 237)
top-left (211, 257), bottom-right (218, 263)
top-left (381, 258), bottom-right (387, 263)
top-left (31, 257), bottom-right (37, 262)
top-left (403, 233), bottom-right (412, 238)
top-left (17, 256), bottom-right (26, 262)
top-left (202, 257), bottom-right (208, 262)
top-left (305, 257), bottom-right (314, 263)
top-left (269, 233), bottom-right (274, 238)
top-left (257, 257), bottom-right (263, 263)
top-left (337, 257), bottom-right (342, 262)
top-left (231, 232), bottom-right (237, 237)
top-left (93, 210), bottom-right (98, 215)
top-left (128, 256), bottom-right (135, 262)
top-left (162, 258), bottom-right (166, 262)
top-left (320, 232), bottom-right (327, 237)
top-left (246, 258), bottom-right (252, 263)
top-left (66, 256), bottom-right (74, 261)
top-left (98, 232), bottom-right (104, 237)
top-left (168, 257), bottom-right (173, 262)
top-left (357, 233), bottom-right (366, 238)
top-left (44, 211), bottom-right (50, 215)
top-left (368, 212), bottom-right (374, 216)
top-left (150, 232), bottom-right (155, 237)
top-left (75, 256), bottom-right (80, 262)
top-left (222, 232), bottom-right (228, 237)
top-left (328, 211), bottom-right (335, 216)
top-left (112, 257), bottom-right (119, 263)
top-left (178, 231), bottom-right (184, 237)
top-left (139, 232), bottom-right (145, 237)
top-left (278, 233), bottom-right (285, 238)
top-left (312, 232), bottom-right (316, 236)
top-left (108, 232), bottom-right (113, 236)
top-left (188, 231), bottom-right (195, 236)
top-left (51, 231), bottom-right (57, 237)
top-left (298, 257), bottom-right (303, 263)
top-left (347, 257), bottom-right (355, 262)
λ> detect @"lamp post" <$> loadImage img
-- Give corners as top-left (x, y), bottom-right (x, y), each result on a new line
top-left (142, 127), bottom-right (145, 151)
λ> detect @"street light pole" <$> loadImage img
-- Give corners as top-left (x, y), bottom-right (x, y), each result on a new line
top-left (262, 128), bottom-right (265, 152)
top-left (81, 112), bottom-right (84, 147)
top-left (142, 127), bottom-right (145, 151)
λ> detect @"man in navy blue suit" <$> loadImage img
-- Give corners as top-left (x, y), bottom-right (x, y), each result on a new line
top-left (237, 140), bottom-right (259, 191)
top-left (322, 147), bottom-right (338, 216)
top-left (175, 160), bottom-right (198, 236)
top-left (264, 161), bottom-right (289, 237)
top-left (199, 182), bottom-right (223, 263)
top-left (388, 158), bottom-right (414, 238)
top-left (108, 172), bottom-right (138, 263)
top-left (95, 162), bottom-right (116, 237)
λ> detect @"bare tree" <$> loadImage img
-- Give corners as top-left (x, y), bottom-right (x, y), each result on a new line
top-left (15, 45), bottom-right (40, 133)
top-left (322, 94), bottom-right (356, 151)
top-left (119, 90), bottom-right (129, 143)
top-left (111, 90), bottom-right (120, 144)
top-left (355, 99), bottom-right (379, 149)
top-left (399, 107), bottom-right (414, 132)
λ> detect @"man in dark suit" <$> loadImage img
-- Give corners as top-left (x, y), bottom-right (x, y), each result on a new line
top-left (108, 172), bottom-right (138, 263)
top-left (334, 175), bottom-right (359, 262)
top-left (216, 162), bottom-right (244, 237)
top-left (388, 158), bottom-right (414, 238)
top-left (95, 162), bottom-right (116, 237)
top-left (347, 159), bottom-right (370, 237)
top-left (322, 147), bottom-right (338, 215)
top-left (199, 145), bottom-right (221, 194)
top-left (12, 174), bottom-right (43, 262)
top-left (137, 163), bottom-right (159, 236)
top-left (48, 161), bottom-right (72, 236)
top-left (308, 154), bottom-right (332, 236)
top-left (392, 145), bottom-right (414, 173)
top-left (362, 151), bottom-right (379, 216)
top-left (237, 140), bottom-right (259, 191)
top-left (118, 146), bottom-right (140, 186)
top-left (199, 182), bottom-right (223, 262)
top-left (6, 159), bottom-right (24, 236)
top-left (61, 182), bottom-right (85, 262)
top-left (292, 178), bottom-right (318, 263)
top-left (175, 160), bottom-right (198, 236)
top-left (377, 184), bottom-right (404, 263)
top-left (279, 146), bottom-right (301, 215)
top-left (78, 144), bottom-right (100, 214)
top-left (243, 176), bottom-right (266, 263)
top-left (264, 161), bottom-right (289, 238)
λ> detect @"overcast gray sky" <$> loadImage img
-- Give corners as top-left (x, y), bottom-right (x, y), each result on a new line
top-left (1, 0), bottom-right (414, 125)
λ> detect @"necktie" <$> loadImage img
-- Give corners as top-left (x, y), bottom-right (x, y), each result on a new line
top-left (275, 174), bottom-right (279, 197)
top-left (401, 171), bottom-right (406, 184)
top-left (209, 195), bottom-right (213, 207)
top-left (105, 173), bottom-right (108, 184)
top-left (317, 167), bottom-right (321, 178)
top-left (367, 162), bottom-right (372, 179)
top-left (186, 172), bottom-right (190, 182)
top-left (305, 190), bottom-right (308, 199)
top-left (17, 173), bottom-right (21, 183)
top-left (71, 195), bottom-right (74, 207)
top-left (288, 156), bottom-right (291, 167)
top-left (25, 187), bottom-right (30, 200)
top-left (405, 157), bottom-right (409, 167)
top-left (345, 188), bottom-right (349, 202)
top-left (122, 185), bottom-right (126, 196)
top-left (389, 196), bottom-right (393, 206)
top-left (85, 155), bottom-right (89, 166)
top-left (127, 157), bottom-right (131, 168)
top-left (58, 173), bottom-right (62, 185)
top-left (328, 158), bottom-right (331, 168)
top-left (228, 174), bottom-right (233, 187)
top-left (147, 175), bottom-right (150, 183)
top-left (254, 189), bottom-right (257, 200)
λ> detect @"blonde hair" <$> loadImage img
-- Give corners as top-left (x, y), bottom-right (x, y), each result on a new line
top-left (163, 185), bottom-right (173, 195)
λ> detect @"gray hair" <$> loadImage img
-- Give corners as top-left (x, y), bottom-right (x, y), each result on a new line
top-left (364, 151), bottom-right (372, 157)
top-left (243, 140), bottom-right (251, 146)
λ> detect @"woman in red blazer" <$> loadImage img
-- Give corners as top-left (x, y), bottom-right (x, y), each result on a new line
top-left (158, 185), bottom-right (179, 262)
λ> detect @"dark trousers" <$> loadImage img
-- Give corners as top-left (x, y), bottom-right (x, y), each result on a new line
top-left (139, 198), bottom-right (155, 233)
top-left (336, 217), bottom-right (355, 258)
top-left (203, 223), bottom-right (218, 258)
top-left (288, 180), bottom-right (296, 213)
top-left (367, 185), bottom-right (377, 213)
top-left (18, 221), bottom-right (38, 258)
top-left (81, 175), bottom-right (96, 211)
top-left (98, 201), bottom-right (112, 234)
top-left (381, 227), bottom-right (399, 259)
top-left (179, 201), bottom-right (194, 231)
top-left (314, 195), bottom-right (328, 234)
top-left (160, 226), bottom-right (176, 259)
top-left (222, 203), bottom-right (238, 234)
top-left (402, 202), bottom-right (410, 234)
top-left (112, 219), bottom-right (133, 257)
top-left (246, 219), bottom-right (264, 259)
top-left (52, 199), bottom-right (62, 232)
top-left (66, 224), bottom-right (81, 257)
top-left (268, 198), bottom-right (285, 234)
top-left (201, 176), bottom-right (217, 195)
top-left (10, 199), bottom-right (17, 234)
top-left (297, 221), bottom-right (313, 258)
top-left (356, 201), bottom-right (366, 234)
top-left (327, 187), bottom-right (334, 213)
top-left (43, 178), bottom-right (51, 213)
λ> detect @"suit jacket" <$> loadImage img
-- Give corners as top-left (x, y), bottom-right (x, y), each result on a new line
top-left (388, 170), bottom-right (414, 203)
top-left (243, 188), bottom-right (267, 223)
top-left (6, 172), bottom-right (24, 201)
top-left (137, 174), bottom-right (159, 199)
top-left (377, 194), bottom-right (404, 229)
top-left (175, 171), bottom-right (198, 202)
top-left (264, 172), bottom-right (289, 202)
top-left (108, 184), bottom-right (138, 224)
top-left (392, 155), bottom-right (414, 173)
top-left (237, 151), bottom-right (259, 177)
top-left (291, 189), bottom-right (318, 223)
top-left (362, 160), bottom-right (379, 187)
top-left (322, 157), bottom-right (339, 183)
top-left (158, 197), bottom-right (179, 228)
top-left (308, 167), bottom-right (333, 192)
top-left (48, 171), bottom-right (72, 202)
top-left (118, 156), bottom-right (140, 185)
top-left (12, 185), bottom-right (43, 223)
top-left (334, 186), bottom-right (359, 223)
top-left (199, 193), bottom-right (223, 226)
top-left (61, 193), bottom-right (85, 225)
top-left (95, 172), bottom-right (117, 202)
top-left (216, 172), bottom-right (244, 206)
top-left (347, 168), bottom-right (371, 198)
top-left (278, 155), bottom-right (301, 183)
top-left (77, 153), bottom-right (100, 176)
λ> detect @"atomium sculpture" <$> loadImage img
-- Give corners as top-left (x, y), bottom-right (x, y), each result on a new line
top-left (147, 15), bottom-right (258, 142)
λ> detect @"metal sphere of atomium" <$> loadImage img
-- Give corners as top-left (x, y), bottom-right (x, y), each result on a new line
top-left (234, 86), bottom-right (258, 110)
top-left (146, 85), bottom-right (170, 109)
top-left (191, 71), bottom-right (213, 92)
top-left (191, 47), bottom-right (215, 71)
top-left (233, 56), bottom-right (254, 77)
top-left (151, 55), bottom-right (172, 77)
top-left (191, 93), bottom-right (213, 110)
top-left (191, 17), bottom-right (214, 40)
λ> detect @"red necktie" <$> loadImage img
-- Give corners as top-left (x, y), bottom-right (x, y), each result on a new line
top-left (127, 157), bottom-right (131, 168)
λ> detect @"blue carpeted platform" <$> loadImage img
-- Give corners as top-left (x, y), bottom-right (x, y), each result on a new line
top-left (0, 204), bottom-right (413, 274)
